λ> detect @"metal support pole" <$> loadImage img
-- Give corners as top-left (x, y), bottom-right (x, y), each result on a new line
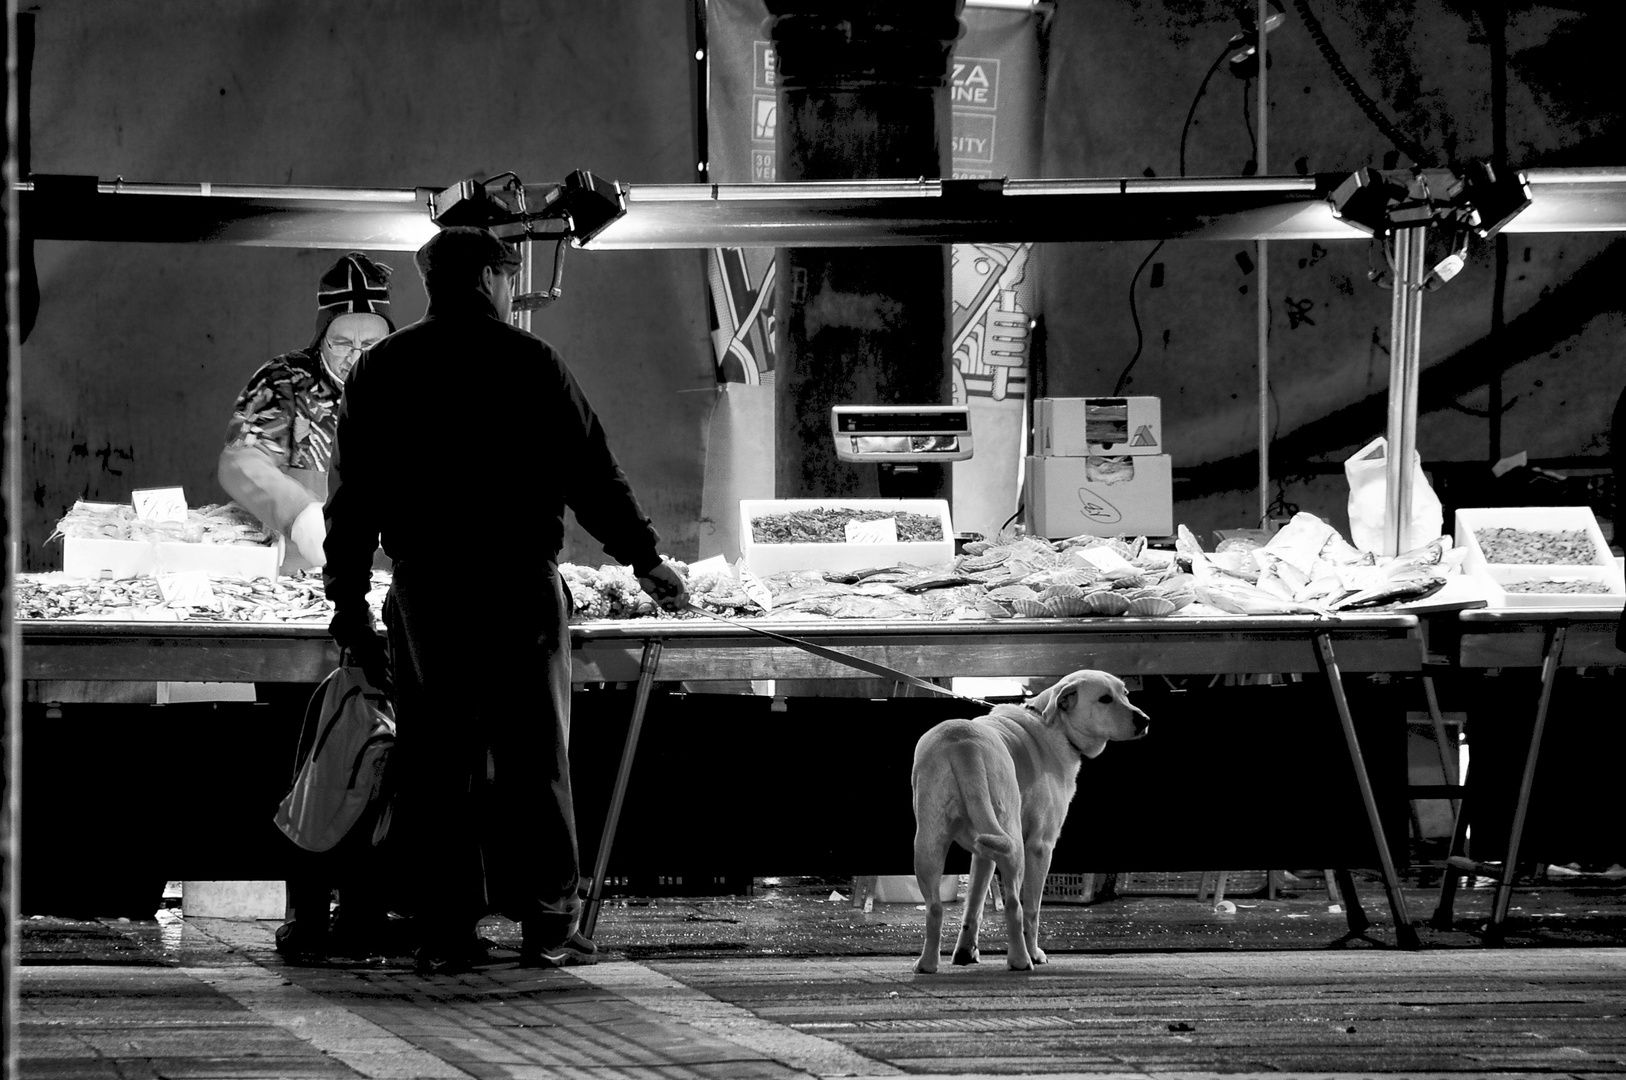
top-left (1257, 246), bottom-right (1269, 528)
top-left (1384, 226), bottom-right (1428, 556)
top-left (516, 240), bottom-right (534, 334)
top-left (1255, 0), bottom-right (1270, 530)
top-left (582, 638), bottom-right (664, 939)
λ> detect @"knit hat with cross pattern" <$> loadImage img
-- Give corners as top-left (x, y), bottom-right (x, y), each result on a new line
top-left (309, 252), bottom-right (395, 350)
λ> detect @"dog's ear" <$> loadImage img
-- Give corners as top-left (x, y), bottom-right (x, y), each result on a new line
top-left (1054, 686), bottom-right (1078, 717)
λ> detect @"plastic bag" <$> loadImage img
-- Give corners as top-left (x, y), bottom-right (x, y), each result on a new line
top-left (273, 665), bottom-right (394, 853)
top-left (1344, 436), bottom-right (1443, 554)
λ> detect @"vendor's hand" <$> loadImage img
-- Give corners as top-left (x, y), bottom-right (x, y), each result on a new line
top-left (290, 502), bottom-right (327, 567)
top-left (636, 560), bottom-right (690, 613)
top-left (330, 606), bottom-right (391, 692)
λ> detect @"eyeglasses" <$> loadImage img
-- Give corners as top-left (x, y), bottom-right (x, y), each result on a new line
top-left (322, 337), bottom-right (383, 358)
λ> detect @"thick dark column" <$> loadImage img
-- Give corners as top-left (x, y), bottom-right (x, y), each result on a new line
top-left (766, 3), bottom-right (961, 499)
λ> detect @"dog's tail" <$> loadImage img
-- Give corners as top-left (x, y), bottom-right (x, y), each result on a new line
top-left (971, 832), bottom-right (1019, 862)
top-left (946, 744), bottom-right (1021, 866)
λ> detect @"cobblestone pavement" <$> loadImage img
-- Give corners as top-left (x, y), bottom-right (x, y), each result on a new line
top-left (16, 876), bottom-right (1626, 1079)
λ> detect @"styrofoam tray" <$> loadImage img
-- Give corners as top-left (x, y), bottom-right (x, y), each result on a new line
top-left (63, 536), bottom-right (280, 582)
top-left (739, 498), bottom-right (954, 577)
top-left (1453, 506), bottom-right (1624, 608)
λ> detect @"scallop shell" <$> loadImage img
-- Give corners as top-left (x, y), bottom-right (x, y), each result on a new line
top-left (1048, 568), bottom-right (1097, 587)
top-left (1036, 583), bottom-right (1087, 602)
top-left (959, 548), bottom-right (1011, 572)
top-left (1124, 587), bottom-right (1163, 601)
top-left (1010, 597), bottom-right (1051, 618)
top-left (975, 597), bottom-right (1014, 619)
top-left (1127, 595), bottom-right (1177, 617)
top-left (961, 540), bottom-right (991, 556)
top-left (1109, 573), bottom-right (1149, 591)
top-left (1163, 590), bottom-right (1197, 610)
top-left (986, 584), bottom-right (1038, 601)
top-left (1083, 590), bottom-right (1132, 616)
top-left (1044, 595), bottom-right (1091, 617)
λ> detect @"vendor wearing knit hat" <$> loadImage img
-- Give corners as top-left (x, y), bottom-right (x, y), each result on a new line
top-left (219, 252), bottom-right (395, 571)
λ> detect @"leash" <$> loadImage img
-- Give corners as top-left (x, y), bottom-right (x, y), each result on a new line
top-left (683, 603), bottom-right (996, 710)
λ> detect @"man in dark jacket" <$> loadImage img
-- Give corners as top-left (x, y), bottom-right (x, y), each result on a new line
top-left (323, 226), bottom-right (688, 973)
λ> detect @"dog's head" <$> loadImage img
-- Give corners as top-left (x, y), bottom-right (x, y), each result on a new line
top-left (1029, 669), bottom-right (1149, 759)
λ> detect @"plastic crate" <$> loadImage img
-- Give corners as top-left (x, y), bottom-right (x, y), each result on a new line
top-left (1041, 872), bottom-right (1105, 904)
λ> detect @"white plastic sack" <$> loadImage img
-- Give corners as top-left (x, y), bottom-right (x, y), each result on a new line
top-left (1344, 436), bottom-right (1443, 554)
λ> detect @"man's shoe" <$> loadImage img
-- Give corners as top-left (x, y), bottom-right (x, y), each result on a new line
top-left (274, 920), bottom-right (328, 964)
top-left (520, 930), bottom-right (597, 968)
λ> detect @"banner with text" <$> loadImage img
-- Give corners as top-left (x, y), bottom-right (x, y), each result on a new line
top-left (700, 0), bottom-right (1049, 550)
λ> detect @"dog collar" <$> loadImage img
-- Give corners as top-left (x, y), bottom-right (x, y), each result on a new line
top-left (1032, 703), bottom-right (1091, 759)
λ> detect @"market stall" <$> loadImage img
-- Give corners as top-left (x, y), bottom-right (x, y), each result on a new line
top-left (15, 157), bottom-right (1626, 943)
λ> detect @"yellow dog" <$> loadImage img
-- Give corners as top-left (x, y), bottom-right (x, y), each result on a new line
top-left (911, 669), bottom-right (1149, 972)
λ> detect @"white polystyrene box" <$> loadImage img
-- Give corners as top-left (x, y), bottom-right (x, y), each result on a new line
top-left (1454, 506), bottom-right (1624, 609)
top-left (62, 537), bottom-right (279, 581)
top-left (739, 499), bottom-right (954, 577)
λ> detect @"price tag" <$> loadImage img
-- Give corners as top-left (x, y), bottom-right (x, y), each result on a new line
top-left (736, 562), bottom-right (774, 612)
top-left (1072, 546), bottom-right (1136, 574)
top-left (133, 487), bottom-right (188, 523)
top-left (845, 517), bottom-right (897, 544)
top-left (157, 570), bottom-right (216, 606)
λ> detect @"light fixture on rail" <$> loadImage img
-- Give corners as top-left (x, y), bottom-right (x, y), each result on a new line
top-left (1328, 162), bottom-right (1532, 290)
top-left (1226, 0), bottom-right (1288, 79)
top-left (429, 169), bottom-right (628, 306)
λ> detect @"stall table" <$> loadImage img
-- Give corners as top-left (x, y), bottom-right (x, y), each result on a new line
top-left (22, 611), bottom-right (1425, 948)
top-left (571, 612), bottom-right (1424, 946)
top-left (1429, 606), bottom-right (1626, 940)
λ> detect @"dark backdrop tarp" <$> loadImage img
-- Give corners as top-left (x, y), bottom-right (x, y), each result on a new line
top-left (21, 0), bottom-right (715, 571)
top-left (1037, 0), bottom-right (1624, 539)
top-left (20, 2), bottom-right (1624, 564)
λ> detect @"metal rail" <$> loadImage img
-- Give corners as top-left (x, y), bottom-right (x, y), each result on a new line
top-left (19, 169), bottom-right (1626, 251)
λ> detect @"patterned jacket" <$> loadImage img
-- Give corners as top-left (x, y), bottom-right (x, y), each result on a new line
top-left (218, 349), bottom-right (342, 535)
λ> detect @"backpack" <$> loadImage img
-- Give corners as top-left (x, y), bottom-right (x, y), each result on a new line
top-left (273, 665), bottom-right (395, 853)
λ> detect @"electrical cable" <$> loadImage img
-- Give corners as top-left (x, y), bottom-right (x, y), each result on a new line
top-left (1116, 39), bottom-right (1228, 398)
top-left (1113, 240), bottom-right (1164, 396)
top-left (1240, 78), bottom-right (1258, 173)
top-left (1178, 41), bottom-right (1234, 178)
top-left (1288, 0), bottom-right (1437, 167)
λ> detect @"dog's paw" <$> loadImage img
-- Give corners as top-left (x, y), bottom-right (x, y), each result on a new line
top-left (913, 957), bottom-right (939, 974)
top-left (1031, 946), bottom-right (1048, 965)
top-left (1007, 957), bottom-right (1034, 972)
top-left (951, 946), bottom-right (980, 966)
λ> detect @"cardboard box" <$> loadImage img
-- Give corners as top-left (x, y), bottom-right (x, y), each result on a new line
top-left (1454, 506), bottom-right (1624, 609)
top-left (1036, 397), bottom-right (1163, 456)
top-left (1025, 454), bottom-right (1174, 538)
top-left (62, 536), bottom-right (280, 581)
top-left (740, 498), bottom-right (954, 576)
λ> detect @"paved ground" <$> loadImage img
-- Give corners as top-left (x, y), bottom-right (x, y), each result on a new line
top-left (17, 874), bottom-right (1626, 1079)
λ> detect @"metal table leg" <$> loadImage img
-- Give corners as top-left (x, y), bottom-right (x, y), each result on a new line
top-left (581, 638), bottom-right (663, 940)
top-left (1429, 782), bottom-right (1472, 930)
top-left (1487, 622), bottom-right (1566, 940)
top-left (1315, 632), bottom-right (1419, 949)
